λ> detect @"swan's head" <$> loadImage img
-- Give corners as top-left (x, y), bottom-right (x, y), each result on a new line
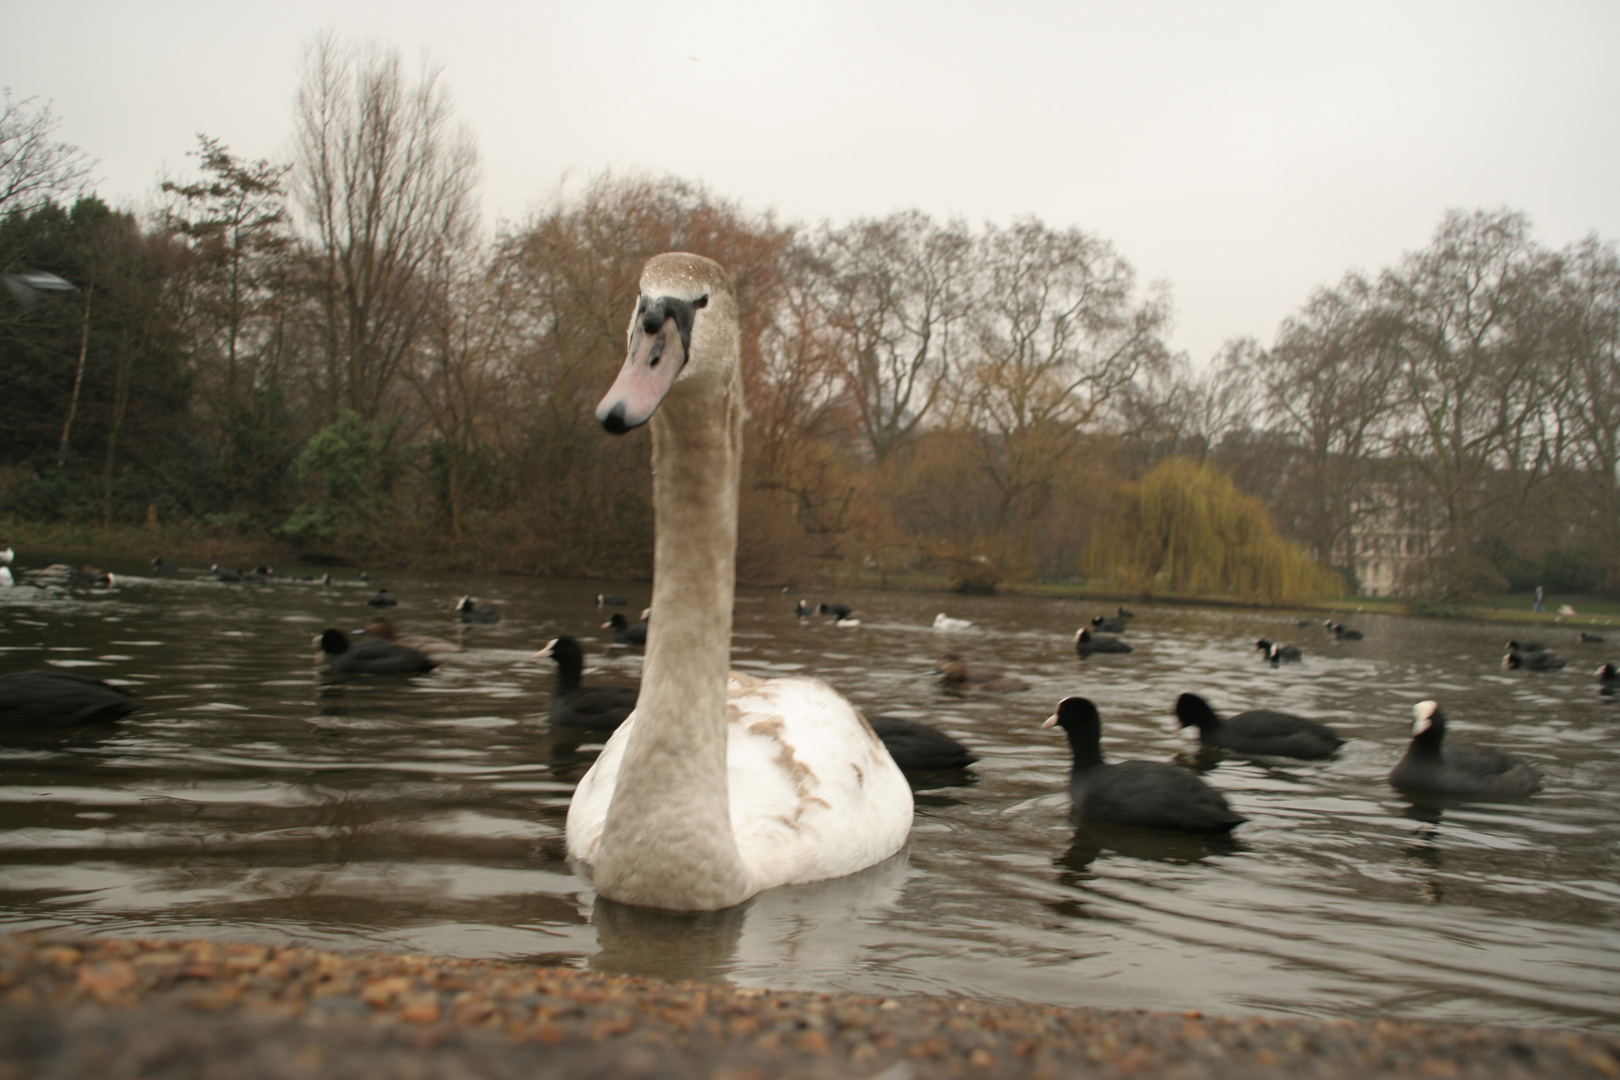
top-left (597, 253), bottom-right (738, 434)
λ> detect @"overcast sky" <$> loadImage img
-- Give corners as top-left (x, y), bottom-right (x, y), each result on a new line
top-left (4, 1), bottom-right (1617, 362)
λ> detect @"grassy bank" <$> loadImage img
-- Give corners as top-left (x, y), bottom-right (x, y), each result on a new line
top-left (0, 518), bottom-right (306, 570)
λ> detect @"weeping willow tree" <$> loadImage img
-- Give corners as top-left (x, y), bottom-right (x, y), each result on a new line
top-left (1087, 457), bottom-right (1343, 602)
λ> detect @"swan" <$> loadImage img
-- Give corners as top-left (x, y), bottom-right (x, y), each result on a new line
top-left (567, 253), bottom-right (912, 912)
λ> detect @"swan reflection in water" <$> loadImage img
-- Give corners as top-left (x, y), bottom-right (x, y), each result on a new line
top-left (589, 850), bottom-right (910, 986)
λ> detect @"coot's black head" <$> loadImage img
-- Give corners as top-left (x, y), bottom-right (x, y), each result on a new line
top-left (1042, 696), bottom-right (1101, 736)
top-left (318, 629), bottom-right (351, 655)
top-left (1412, 699), bottom-right (1446, 738)
top-left (1173, 692), bottom-right (1219, 731)
top-left (535, 635), bottom-right (584, 664)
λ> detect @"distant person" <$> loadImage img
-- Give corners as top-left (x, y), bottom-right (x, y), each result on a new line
top-left (1533, 584), bottom-right (1545, 613)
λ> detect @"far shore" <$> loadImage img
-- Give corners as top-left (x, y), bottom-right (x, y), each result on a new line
top-left (4, 519), bottom-right (1616, 630)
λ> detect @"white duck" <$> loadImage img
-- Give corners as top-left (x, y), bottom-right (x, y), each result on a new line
top-left (566, 254), bottom-right (912, 912)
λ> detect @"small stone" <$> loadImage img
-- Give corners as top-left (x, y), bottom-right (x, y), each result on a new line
top-left (399, 998), bottom-right (442, 1024)
top-left (76, 959), bottom-right (137, 1003)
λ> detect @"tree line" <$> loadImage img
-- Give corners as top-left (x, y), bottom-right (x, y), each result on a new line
top-left (2, 42), bottom-right (1617, 602)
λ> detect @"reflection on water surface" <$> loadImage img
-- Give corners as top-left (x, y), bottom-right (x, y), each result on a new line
top-left (2, 559), bottom-right (1618, 1030)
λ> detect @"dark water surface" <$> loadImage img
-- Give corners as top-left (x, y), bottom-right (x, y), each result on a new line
top-left (2, 560), bottom-right (1618, 1030)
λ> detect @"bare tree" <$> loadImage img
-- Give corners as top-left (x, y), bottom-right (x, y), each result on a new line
top-left (956, 218), bottom-right (1170, 535)
top-left (1262, 273), bottom-right (1401, 564)
top-left (1544, 235), bottom-right (1620, 581)
top-left (161, 136), bottom-right (299, 513)
top-left (0, 89), bottom-right (94, 215)
top-left (292, 35), bottom-right (480, 422)
top-left (1382, 209), bottom-right (1557, 553)
top-left (800, 211), bottom-right (970, 460)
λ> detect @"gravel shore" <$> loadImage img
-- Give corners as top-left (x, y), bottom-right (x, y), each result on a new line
top-left (1, 931), bottom-right (1616, 1079)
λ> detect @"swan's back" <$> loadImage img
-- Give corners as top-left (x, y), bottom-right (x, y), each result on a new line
top-left (566, 671), bottom-right (912, 892)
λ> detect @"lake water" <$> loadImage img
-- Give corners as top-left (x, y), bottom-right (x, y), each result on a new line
top-left (2, 557), bottom-right (1617, 1031)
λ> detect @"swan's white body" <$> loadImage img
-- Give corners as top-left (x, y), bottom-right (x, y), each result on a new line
top-left (568, 670), bottom-right (911, 893)
top-left (564, 253), bottom-right (912, 912)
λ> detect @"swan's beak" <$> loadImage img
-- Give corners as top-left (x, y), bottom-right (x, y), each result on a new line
top-left (1041, 713), bottom-right (1058, 729)
top-left (597, 310), bottom-right (688, 434)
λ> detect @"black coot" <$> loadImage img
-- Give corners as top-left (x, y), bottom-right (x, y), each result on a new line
top-left (1503, 650), bottom-right (1565, 672)
top-left (1389, 700), bottom-right (1541, 796)
top-left (603, 611), bottom-right (648, 646)
top-left (869, 717), bottom-right (978, 770)
top-left (1174, 692), bottom-right (1343, 759)
top-left (0, 671), bottom-right (141, 729)
top-left (317, 629), bottom-right (438, 674)
top-left (1075, 629), bottom-right (1132, 656)
top-left (1254, 639), bottom-right (1303, 664)
top-left (1044, 697), bottom-right (1245, 833)
top-left (535, 635), bottom-right (638, 731)
top-left (455, 596), bottom-right (502, 623)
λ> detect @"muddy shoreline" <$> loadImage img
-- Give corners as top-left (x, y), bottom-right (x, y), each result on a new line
top-left (2, 932), bottom-right (1615, 1079)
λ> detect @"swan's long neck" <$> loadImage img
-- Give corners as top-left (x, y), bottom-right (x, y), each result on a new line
top-left (591, 371), bottom-right (751, 911)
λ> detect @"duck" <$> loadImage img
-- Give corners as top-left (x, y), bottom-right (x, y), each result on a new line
top-left (362, 616), bottom-right (460, 659)
top-left (867, 717), bottom-right (978, 770)
top-left (1090, 614), bottom-right (1129, 634)
top-left (596, 593), bottom-right (627, 607)
top-left (535, 634), bottom-right (638, 732)
top-left (1389, 700), bottom-right (1541, 796)
top-left (1506, 638), bottom-right (1547, 653)
top-left (933, 613), bottom-right (973, 632)
top-left (1325, 620), bottom-right (1363, 640)
top-left (455, 596), bottom-right (501, 623)
top-left (1115, 606), bottom-right (1136, 619)
top-left (567, 253), bottom-right (912, 912)
top-left (1173, 692), bottom-right (1344, 759)
top-left (1254, 639), bottom-right (1302, 664)
top-left (936, 654), bottom-right (1028, 693)
top-left (1503, 650), bottom-right (1566, 672)
top-left (366, 588), bottom-right (397, 607)
top-left (1075, 628), bottom-right (1132, 656)
top-left (68, 565), bottom-right (113, 587)
top-left (1580, 632), bottom-right (1606, 644)
top-left (210, 564), bottom-right (243, 583)
top-left (603, 611), bottom-right (648, 646)
top-left (0, 670), bottom-right (141, 729)
top-left (316, 628), bottom-right (438, 675)
top-left (1044, 697), bottom-right (1245, 833)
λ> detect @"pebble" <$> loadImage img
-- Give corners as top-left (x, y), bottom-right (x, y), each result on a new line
top-left (0, 931), bottom-right (1616, 1079)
